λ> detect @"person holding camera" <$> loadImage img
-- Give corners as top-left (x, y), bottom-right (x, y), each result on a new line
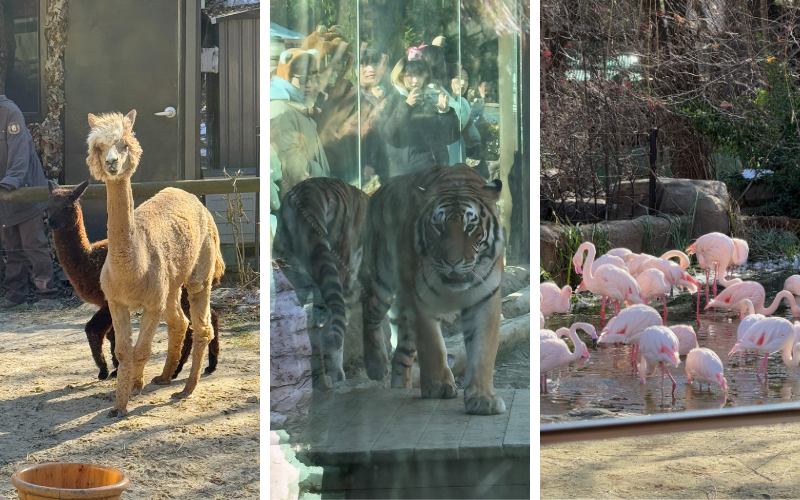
top-left (377, 46), bottom-right (460, 178)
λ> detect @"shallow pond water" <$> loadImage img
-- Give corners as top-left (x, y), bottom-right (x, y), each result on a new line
top-left (541, 267), bottom-right (800, 418)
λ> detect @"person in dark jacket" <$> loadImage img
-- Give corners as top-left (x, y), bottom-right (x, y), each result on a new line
top-left (0, 95), bottom-right (57, 308)
top-left (377, 49), bottom-right (460, 178)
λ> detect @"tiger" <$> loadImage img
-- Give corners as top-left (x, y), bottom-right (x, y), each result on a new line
top-left (273, 177), bottom-right (369, 390)
top-left (360, 164), bottom-right (506, 415)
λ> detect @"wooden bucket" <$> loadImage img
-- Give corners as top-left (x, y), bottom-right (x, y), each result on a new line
top-left (11, 463), bottom-right (129, 500)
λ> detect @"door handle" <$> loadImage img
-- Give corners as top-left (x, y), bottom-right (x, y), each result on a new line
top-left (155, 106), bottom-right (177, 118)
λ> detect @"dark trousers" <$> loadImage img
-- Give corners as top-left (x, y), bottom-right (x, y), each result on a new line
top-left (1, 214), bottom-right (57, 303)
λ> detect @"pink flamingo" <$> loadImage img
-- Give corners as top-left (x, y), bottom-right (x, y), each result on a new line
top-left (660, 250), bottom-right (691, 270)
top-left (784, 275), bottom-right (800, 300)
top-left (540, 312), bottom-right (545, 329)
top-left (541, 322), bottom-right (597, 342)
top-left (574, 254), bottom-right (626, 310)
top-left (729, 317), bottom-right (800, 378)
top-left (637, 325), bottom-right (681, 396)
top-left (540, 282), bottom-right (572, 317)
top-left (706, 281), bottom-right (800, 317)
top-left (728, 238), bottom-right (749, 279)
top-left (572, 242), bottom-right (647, 321)
top-left (540, 323), bottom-right (592, 393)
top-left (686, 232), bottom-right (736, 311)
top-left (685, 347), bottom-right (728, 391)
top-left (670, 324), bottom-right (699, 356)
top-left (597, 304), bottom-right (662, 371)
top-left (635, 269), bottom-right (671, 324)
top-left (605, 248), bottom-right (634, 260)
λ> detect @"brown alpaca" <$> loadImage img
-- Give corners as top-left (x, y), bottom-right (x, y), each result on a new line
top-left (46, 180), bottom-right (221, 380)
top-left (86, 110), bottom-right (225, 417)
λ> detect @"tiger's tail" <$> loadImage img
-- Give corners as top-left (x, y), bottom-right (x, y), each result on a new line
top-left (310, 238), bottom-right (346, 353)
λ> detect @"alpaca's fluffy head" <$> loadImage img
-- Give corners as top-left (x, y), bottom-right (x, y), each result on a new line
top-left (47, 180), bottom-right (90, 230)
top-left (86, 110), bottom-right (142, 182)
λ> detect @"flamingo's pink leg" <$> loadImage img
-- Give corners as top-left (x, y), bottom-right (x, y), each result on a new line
top-left (660, 362), bottom-right (665, 394)
top-left (756, 353), bottom-right (770, 378)
top-left (601, 296), bottom-right (606, 323)
top-left (666, 368), bottom-right (677, 396)
top-left (705, 269), bottom-right (710, 303)
top-left (696, 288), bottom-right (701, 323)
top-left (662, 295), bottom-right (668, 325)
top-left (713, 262), bottom-right (719, 299)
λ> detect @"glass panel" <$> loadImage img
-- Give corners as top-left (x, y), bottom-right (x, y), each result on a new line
top-left (4, 0), bottom-right (40, 115)
top-left (270, 2), bottom-right (528, 497)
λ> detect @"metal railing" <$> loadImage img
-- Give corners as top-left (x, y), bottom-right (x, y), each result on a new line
top-left (0, 177), bottom-right (260, 202)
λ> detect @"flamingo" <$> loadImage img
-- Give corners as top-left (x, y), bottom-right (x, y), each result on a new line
top-left (706, 281), bottom-right (800, 317)
top-left (637, 325), bottom-right (681, 396)
top-left (605, 247), bottom-right (634, 260)
top-left (540, 282), bottom-right (572, 317)
top-left (541, 322), bottom-right (597, 343)
top-left (635, 269), bottom-right (671, 324)
top-left (597, 304), bottom-right (662, 371)
top-left (687, 232), bottom-right (736, 310)
top-left (784, 275), bottom-right (800, 300)
top-left (670, 324), bottom-right (699, 356)
top-left (729, 238), bottom-right (749, 279)
top-left (659, 250), bottom-right (691, 270)
top-left (572, 242), bottom-right (647, 321)
top-left (540, 323), bottom-right (591, 393)
top-left (574, 254), bottom-right (626, 312)
top-left (685, 347), bottom-right (728, 391)
top-left (729, 317), bottom-right (800, 378)
top-left (734, 299), bottom-right (765, 363)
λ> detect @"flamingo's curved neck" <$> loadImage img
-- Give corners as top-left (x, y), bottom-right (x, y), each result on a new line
top-left (660, 250), bottom-right (689, 269)
top-left (740, 299), bottom-right (755, 317)
top-left (580, 244), bottom-right (598, 286)
top-left (565, 327), bottom-right (586, 362)
top-left (761, 290), bottom-right (796, 315)
top-left (781, 335), bottom-right (800, 367)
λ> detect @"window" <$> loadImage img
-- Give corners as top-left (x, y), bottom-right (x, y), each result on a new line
top-left (3, 0), bottom-right (42, 119)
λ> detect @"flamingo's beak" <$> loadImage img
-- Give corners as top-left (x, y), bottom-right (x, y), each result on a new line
top-left (582, 346), bottom-right (590, 358)
top-left (717, 374), bottom-right (728, 392)
top-left (686, 274), bottom-right (699, 287)
top-left (729, 342), bottom-right (741, 356)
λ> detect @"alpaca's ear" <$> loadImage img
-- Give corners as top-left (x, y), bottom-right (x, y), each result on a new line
top-left (125, 110), bottom-right (137, 127)
top-left (88, 113), bottom-right (99, 128)
top-left (47, 180), bottom-right (59, 194)
top-left (71, 180), bottom-right (90, 200)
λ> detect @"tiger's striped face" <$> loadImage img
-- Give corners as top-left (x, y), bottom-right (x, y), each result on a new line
top-left (416, 196), bottom-right (502, 290)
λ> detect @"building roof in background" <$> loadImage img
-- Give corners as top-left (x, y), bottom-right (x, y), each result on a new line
top-left (203, 0), bottom-right (259, 23)
top-left (270, 23), bottom-right (304, 40)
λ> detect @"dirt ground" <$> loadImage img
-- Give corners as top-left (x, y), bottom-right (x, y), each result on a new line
top-left (0, 287), bottom-right (260, 499)
top-left (540, 421), bottom-right (800, 499)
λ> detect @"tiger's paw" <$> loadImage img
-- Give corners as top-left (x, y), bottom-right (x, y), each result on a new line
top-left (421, 379), bottom-right (458, 399)
top-left (465, 393), bottom-right (506, 415)
top-left (312, 373), bottom-right (332, 391)
top-left (364, 345), bottom-right (390, 381)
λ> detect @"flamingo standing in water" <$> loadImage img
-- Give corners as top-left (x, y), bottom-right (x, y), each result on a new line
top-left (706, 281), bottom-right (800, 317)
top-left (729, 317), bottom-right (800, 379)
top-left (574, 254), bottom-right (626, 313)
top-left (540, 282), bottom-right (572, 317)
top-left (540, 323), bottom-right (592, 393)
top-left (597, 304), bottom-right (663, 371)
top-left (572, 242), bottom-right (646, 321)
top-left (635, 269), bottom-right (671, 324)
top-left (637, 325), bottom-right (681, 396)
top-left (728, 238), bottom-right (749, 279)
top-left (687, 233), bottom-right (743, 318)
top-left (686, 347), bottom-right (728, 391)
top-left (783, 275), bottom-right (800, 301)
top-left (670, 324), bottom-right (699, 356)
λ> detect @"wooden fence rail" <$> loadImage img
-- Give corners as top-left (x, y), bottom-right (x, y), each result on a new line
top-left (0, 178), bottom-right (260, 203)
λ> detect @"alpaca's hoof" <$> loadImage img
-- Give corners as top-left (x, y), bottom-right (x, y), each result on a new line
top-left (171, 367), bottom-right (183, 379)
top-left (152, 375), bottom-right (172, 386)
top-left (109, 369), bottom-right (118, 379)
top-left (98, 369), bottom-right (110, 381)
top-left (171, 390), bottom-right (192, 400)
top-left (108, 408), bottom-right (128, 418)
top-left (203, 365), bottom-right (217, 375)
top-left (132, 379), bottom-right (144, 395)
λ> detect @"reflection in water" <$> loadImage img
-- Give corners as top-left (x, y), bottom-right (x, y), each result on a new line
top-left (542, 269), bottom-right (800, 418)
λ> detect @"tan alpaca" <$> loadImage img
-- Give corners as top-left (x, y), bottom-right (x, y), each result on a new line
top-left (86, 110), bottom-right (225, 417)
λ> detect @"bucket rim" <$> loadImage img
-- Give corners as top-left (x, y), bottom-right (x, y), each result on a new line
top-left (11, 462), bottom-right (129, 498)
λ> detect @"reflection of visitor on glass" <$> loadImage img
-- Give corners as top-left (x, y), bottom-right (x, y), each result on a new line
top-left (377, 52), bottom-right (460, 178)
top-left (270, 49), bottom-right (330, 198)
top-left (358, 47), bottom-right (390, 185)
top-left (446, 64), bottom-right (481, 165)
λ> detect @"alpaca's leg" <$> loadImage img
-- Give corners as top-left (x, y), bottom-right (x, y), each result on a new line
top-left (173, 284), bottom-right (214, 399)
top-left (172, 288), bottom-right (194, 379)
top-left (131, 309), bottom-right (162, 394)
top-left (85, 306), bottom-right (114, 380)
top-left (107, 327), bottom-right (118, 377)
top-left (108, 301), bottom-right (133, 418)
top-left (205, 308), bottom-right (220, 374)
top-left (153, 291), bottom-right (189, 385)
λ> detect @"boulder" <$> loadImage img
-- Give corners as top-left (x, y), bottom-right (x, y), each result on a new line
top-left (540, 224), bottom-right (561, 275)
top-left (608, 178), bottom-right (730, 236)
top-left (579, 216), bottom-right (672, 254)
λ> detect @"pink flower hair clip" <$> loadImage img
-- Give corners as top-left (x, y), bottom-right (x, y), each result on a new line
top-left (407, 43), bottom-right (428, 61)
